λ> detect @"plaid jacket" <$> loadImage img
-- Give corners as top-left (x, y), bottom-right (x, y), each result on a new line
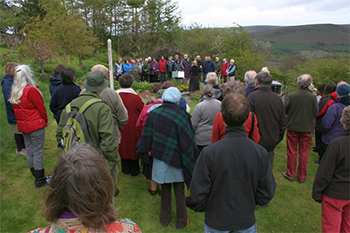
top-left (137, 102), bottom-right (198, 188)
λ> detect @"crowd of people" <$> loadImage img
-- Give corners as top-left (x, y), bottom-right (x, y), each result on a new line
top-left (1, 59), bottom-right (349, 232)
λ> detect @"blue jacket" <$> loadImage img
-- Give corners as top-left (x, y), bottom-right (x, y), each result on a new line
top-left (123, 63), bottom-right (133, 74)
top-left (204, 61), bottom-right (215, 74)
top-left (1, 75), bottom-right (16, 124)
top-left (50, 84), bottom-right (81, 123)
top-left (320, 96), bottom-right (350, 145)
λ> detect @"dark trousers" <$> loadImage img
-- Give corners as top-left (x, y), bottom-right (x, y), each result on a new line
top-left (144, 74), bottom-right (150, 82)
top-left (315, 131), bottom-right (327, 161)
top-left (14, 133), bottom-right (25, 151)
top-left (160, 182), bottom-right (187, 228)
top-left (121, 158), bottom-right (140, 176)
top-left (167, 72), bottom-right (172, 80)
top-left (160, 72), bottom-right (166, 83)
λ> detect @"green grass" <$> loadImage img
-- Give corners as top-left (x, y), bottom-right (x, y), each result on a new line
top-left (272, 42), bottom-right (315, 51)
top-left (0, 50), bottom-right (322, 232)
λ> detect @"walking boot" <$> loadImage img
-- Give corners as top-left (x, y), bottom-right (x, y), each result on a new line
top-left (30, 167), bottom-right (35, 178)
top-left (34, 169), bottom-right (47, 188)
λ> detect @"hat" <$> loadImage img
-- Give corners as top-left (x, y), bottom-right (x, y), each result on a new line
top-left (162, 87), bottom-right (181, 103)
top-left (336, 84), bottom-right (350, 97)
top-left (83, 70), bottom-right (108, 92)
top-left (91, 64), bottom-right (108, 75)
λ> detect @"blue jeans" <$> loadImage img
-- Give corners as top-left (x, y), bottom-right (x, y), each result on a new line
top-left (204, 222), bottom-right (257, 233)
top-left (203, 73), bottom-right (207, 83)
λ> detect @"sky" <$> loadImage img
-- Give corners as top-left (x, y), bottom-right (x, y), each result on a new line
top-left (177, 0), bottom-right (350, 27)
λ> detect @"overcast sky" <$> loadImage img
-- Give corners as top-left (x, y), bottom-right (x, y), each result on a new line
top-left (177, 0), bottom-right (350, 27)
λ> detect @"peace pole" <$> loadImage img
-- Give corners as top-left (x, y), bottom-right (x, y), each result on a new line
top-left (107, 39), bottom-right (114, 89)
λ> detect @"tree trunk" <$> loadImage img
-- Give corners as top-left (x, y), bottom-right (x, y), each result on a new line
top-left (79, 54), bottom-right (83, 66)
top-left (40, 62), bottom-right (44, 73)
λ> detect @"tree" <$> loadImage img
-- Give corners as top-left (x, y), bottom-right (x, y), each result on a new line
top-left (21, 34), bottom-right (57, 73)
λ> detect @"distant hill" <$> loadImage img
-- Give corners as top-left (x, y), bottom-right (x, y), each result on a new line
top-left (248, 24), bottom-right (349, 45)
top-left (243, 25), bottom-right (282, 33)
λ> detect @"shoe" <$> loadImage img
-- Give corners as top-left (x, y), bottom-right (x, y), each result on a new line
top-left (260, 204), bottom-right (268, 208)
top-left (255, 205), bottom-right (259, 210)
top-left (314, 159), bottom-right (320, 164)
top-left (34, 169), bottom-right (47, 188)
top-left (282, 172), bottom-right (294, 182)
top-left (114, 188), bottom-right (120, 197)
top-left (16, 149), bottom-right (27, 156)
top-left (298, 179), bottom-right (305, 184)
top-left (176, 218), bottom-right (189, 229)
top-left (147, 188), bottom-right (156, 196)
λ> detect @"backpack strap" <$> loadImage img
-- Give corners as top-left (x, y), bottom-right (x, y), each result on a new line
top-left (249, 112), bottom-right (255, 139)
top-left (79, 98), bottom-right (103, 114)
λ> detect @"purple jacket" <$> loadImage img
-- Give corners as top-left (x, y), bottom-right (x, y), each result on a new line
top-left (320, 96), bottom-right (350, 145)
top-left (150, 62), bottom-right (159, 75)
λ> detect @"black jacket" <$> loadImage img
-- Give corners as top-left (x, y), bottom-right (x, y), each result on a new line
top-left (312, 130), bottom-right (350, 202)
top-left (247, 86), bottom-right (287, 151)
top-left (190, 126), bottom-right (276, 231)
top-left (49, 74), bottom-right (62, 96)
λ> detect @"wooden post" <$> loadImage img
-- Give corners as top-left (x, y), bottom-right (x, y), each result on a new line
top-left (107, 39), bottom-right (114, 90)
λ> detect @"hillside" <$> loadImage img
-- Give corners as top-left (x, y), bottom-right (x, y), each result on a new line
top-left (249, 24), bottom-right (349, 45)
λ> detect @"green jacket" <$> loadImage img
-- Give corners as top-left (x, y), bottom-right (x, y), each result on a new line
top-left (214, 61), bottom-right (222, 72)
top-left (56, 91), bottom-right (119, 163)
top-left (284, 88), bottom-right (318, 132)
top-left (143, 63), bottom-right (151, 75)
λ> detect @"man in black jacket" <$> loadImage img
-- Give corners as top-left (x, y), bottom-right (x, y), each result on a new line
top-left (190, 93), bottom-right (276, 233)
top-left (247, 72), bottom-right (287, 168)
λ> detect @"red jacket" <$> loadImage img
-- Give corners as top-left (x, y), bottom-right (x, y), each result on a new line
top-left (158, 59), bottom-right (167, 73)
top-left (212, 112), bottom-right (260, 144)
top-left (318, 91), bottom-right (338, 117)
top-left (13, 85), bottom-right (48, 133)
top-left (220, 62), bottom-right (229, 76)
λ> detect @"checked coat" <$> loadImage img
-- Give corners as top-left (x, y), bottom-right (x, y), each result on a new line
top-left (137, 102), bottom-right (198, 188)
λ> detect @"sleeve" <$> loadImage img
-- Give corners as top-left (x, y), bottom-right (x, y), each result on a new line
top-left (50, 91), bottom-right (59, 115)
top-left (28, 88), bottom-right (48, 123)
top-left (312, 143), bottom-right (337, 202)
top-left (211, 113), bottom-right (222, 143)
top-left (255, 148), bottom-right (276, 206)
top-left (98, 105), bottom-right (119, 163)
top-left (253, 114), bottom-right (260, 143)
top-left (278, 104), bottom-right (287, 143)
top-left (137, 113), bottom-right (153, 155)
top-left (191, 105), bottom-right (200, 133)
top-left (2, 80), bottom-right (12, 103)
top-left (319, 106), bottom-right (336, 133)
top-left (247, 94), bottom-right (255, 112)
top-left (190, 148), bottom-right (213, 206)
top-left (114, 92), bottom-right (129, 130)
top-left (136, 108), bottom-right (147, 132)
top-left (56, 108), bottom-right (66, 145)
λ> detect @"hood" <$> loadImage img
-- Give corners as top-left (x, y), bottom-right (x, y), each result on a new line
top-left (49, 74), bottom-right (62, 86)
top-left (1, 75), bottom-right (13, 85)
top-left (336, 95), bottom-right (350, 106)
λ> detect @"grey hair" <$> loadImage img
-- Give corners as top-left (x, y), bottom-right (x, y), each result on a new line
top-left (203, 84), bottom-right (214, 97)
top-left (297, 74), bottom-right (312, 88)
top-left (10, 65), bottom-right (41, 104)
top-left (206, 72), bottom-right (218, 85)
top-left (340, 106), bottom-right (350, 129)
top-left (244, 70), bottom-right (257, 87)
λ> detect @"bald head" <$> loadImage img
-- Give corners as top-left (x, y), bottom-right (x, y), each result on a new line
top-left (337, 81), bottom-right (349, 87)
top-left (91, 64), bottom-right (108, 76)
top-left (297, 74), bottom-right (312, 88)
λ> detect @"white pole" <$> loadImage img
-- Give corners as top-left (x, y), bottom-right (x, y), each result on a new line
top-left (107, 39), bottom-right (114, 89)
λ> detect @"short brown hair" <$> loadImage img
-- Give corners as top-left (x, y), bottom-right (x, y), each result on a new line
top-left (223, 81), bottom-right (246, 97)
top-left (4, 62), bottom-right (19, 76)
top-left (45, 144), bottom-right (117, 230)
top-left (221, 93), bottom-right (250, 127)
top-left (118, 74), bottom-right (134, 88)
top-left (53, 64), bottom-right (66, 75)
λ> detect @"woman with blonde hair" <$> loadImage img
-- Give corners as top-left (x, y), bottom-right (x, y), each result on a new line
top-left (9, 64), bottom-right (48, 188)
top-left (29, 144), bottom-right (142, 233)
top-left (1, 62), bottom-right (26, 155)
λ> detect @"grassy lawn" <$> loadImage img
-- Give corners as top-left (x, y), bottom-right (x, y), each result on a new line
top-left (0, 79), bottom-right (322, 233)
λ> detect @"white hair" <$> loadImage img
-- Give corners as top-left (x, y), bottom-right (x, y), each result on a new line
top-left (145, 58), bottom-right (149, 62)
top-left (244, 70), bottom-right (257, 86)
top-left (230, 59), bottom-right (235, 63)
top-left (261, 67), bottom-right (270, 74)
top-left (10, 65), bottom-right (41, 104)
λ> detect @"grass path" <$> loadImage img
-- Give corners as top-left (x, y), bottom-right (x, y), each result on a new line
top-left (0, 81), bottom-right (322, 232)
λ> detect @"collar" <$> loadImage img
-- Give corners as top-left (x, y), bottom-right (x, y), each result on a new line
top-left (116, 88), bottom-right (137, 94)
top-left (225, 126), bottom-right (247, 137)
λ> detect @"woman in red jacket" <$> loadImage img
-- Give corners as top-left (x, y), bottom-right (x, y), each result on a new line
top-left (212, 81), bottom-right (260, 144)
top-left (9, 65), bottom-right (48, 188)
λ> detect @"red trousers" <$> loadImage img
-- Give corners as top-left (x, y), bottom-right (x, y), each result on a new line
top-left (322, 194), bottom-right (350, 233)
top-left (286, 131), bottom-right (312, 181)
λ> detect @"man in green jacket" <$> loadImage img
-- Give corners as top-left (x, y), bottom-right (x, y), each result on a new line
top-left (56, 70), bottom-right (119, 195)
